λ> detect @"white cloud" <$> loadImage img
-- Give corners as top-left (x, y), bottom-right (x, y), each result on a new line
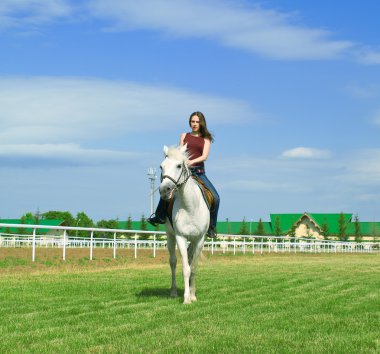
top-left (345, 149), bottom-right (380, 185)
top-left (209, 149), bottom-right (379, 220)
top-left (0, 0), bottom-right (71, 31)
top-left (373, 110), bottom-right (380, 126)
top-left (0, 143), bottom-right (144, 167)
top-left (86, 0), bottom-right (353, 60)
top-left (0, 76), bottom-right (253, 145)
top-left (1, 0), bottom-right (378, 64)
top-left (355, 48), bottom-right (380, 65)
top-left (220, 178), bottom-right (307, 193)
top-left (355, 194), bottom-right (380, 202)
top-left (345, 83), bottom-right (380, 99)
top-left (212, 154), bottom-right (324, 197)
top-left (280, 147), bottom-right (331, 159)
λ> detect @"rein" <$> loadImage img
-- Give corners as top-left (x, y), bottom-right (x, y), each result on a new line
top-left (161, 162), bottom-right (192, 190)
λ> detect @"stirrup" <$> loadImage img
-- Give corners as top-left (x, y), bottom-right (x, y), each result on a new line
top-left (207, 226), bottom-right (217, 239)
top-left (147, 213), bottom-right (165, 227)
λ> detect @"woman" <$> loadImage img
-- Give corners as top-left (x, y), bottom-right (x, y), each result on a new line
top-left (148, 111), bottom-right (220, 238)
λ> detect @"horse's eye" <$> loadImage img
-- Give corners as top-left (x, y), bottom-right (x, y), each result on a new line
top-left (177, 164), bottom-right (181, 169)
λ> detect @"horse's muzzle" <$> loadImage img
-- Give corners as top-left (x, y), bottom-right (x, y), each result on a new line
top-left (159, 181), bottom-right (174, 201)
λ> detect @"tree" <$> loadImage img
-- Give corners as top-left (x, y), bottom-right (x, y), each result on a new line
top-left (140, 214), bottom-right (148, 231)
top-left (321, 218), bottom-right (329, 240)
top-left (353, 215), bottom-right (362, 242)
top-left (305, 225), bottom-right (313, 239)
top-left (274, 216), bottom-right (282, 241)
top-left (338, 212), bottom-right (348, 241)
top-left (255, 218), bottom-right (265, 236)
top-left (24, 212), bottom-right (34, 220)
top-left (239, 217), bottom-right (249, 235)
top-left (96, 219), bottom-right (119, 238)
top-left (226, 218), bottom-right (231, 235)
top-left (42, 211), bottom-right (75, 226)
top-left (288, 218), bottom-right (297, 238)
top-left (371, 223), bottom-right (379, 242)
top-left (139, 214), bottom-right (149, 240)
top-left (122, 216), bottom-right (134, 239)
top-left (126, 215), bottom-right (133, 230)
top-left (17, 215), bottom-right (27, 235)
top-left (75, 212), bottom-right (94, 237)
top-left (34, 208), bottom-right (41, 225)
top-left (42, 210), bottom-right (76, 235)
top-left (20, 211), bottom-right (35, 233)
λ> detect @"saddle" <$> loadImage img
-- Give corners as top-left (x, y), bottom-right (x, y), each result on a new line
top-left (166, 175), bottom-right (215, 225)
top-left (192, 175), bottom-right (214, 211)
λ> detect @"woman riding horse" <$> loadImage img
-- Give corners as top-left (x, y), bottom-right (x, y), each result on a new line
top-left (148, 111), bottom-right (220, 238)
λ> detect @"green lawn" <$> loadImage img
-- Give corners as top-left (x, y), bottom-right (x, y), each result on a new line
top-left (0, 252), bottom-right (379, 353)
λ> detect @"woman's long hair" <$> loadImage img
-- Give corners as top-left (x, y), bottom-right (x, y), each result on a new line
top-left (189, 111), bottom-right (214, 143)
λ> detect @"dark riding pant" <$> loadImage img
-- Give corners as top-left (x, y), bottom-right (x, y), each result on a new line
top-left (191, 168), bottom-right (220, 230)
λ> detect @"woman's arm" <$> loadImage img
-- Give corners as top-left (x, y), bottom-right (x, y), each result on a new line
top-left (179, 133), bottom-right (186, 146)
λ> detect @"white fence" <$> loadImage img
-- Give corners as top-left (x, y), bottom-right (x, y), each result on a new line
top-left (0, 223), bottom-right (377, 262)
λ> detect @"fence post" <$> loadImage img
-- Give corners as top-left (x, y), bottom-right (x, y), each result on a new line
top-left (153, 234), bottom-right (156, 258)
top-left (63, 230), bottom-right (67, 261)
top-left (261, 237), bottom-right (263, 255)
top-left (32, 228), bottom-right (36, 262)
top-left (113, 232), bottom-right (116, 259)
top-left (233, 237), bottom-right (236, 255)
top-left (134, 234), bottom-right (138, 259)
top-left (90, 231), bottom-right (94, 260)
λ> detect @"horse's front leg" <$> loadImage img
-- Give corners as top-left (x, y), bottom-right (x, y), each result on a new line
top-left (189, 238), bottom-right (205, 302)
top-left (167, 233), bottom-right (178, 298)
top-left (176, 236), bottom-right (191, 304)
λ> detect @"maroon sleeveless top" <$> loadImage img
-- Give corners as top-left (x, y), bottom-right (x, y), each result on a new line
top-left (183, 133), bottom-right (205, 168)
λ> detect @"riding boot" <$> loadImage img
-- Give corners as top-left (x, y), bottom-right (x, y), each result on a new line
top-left (148, 199), bottom-right (167, 226)
top-left (207, 213), bottom-right (217, 238)
top-left (207, 225), bottom-right (217, 238)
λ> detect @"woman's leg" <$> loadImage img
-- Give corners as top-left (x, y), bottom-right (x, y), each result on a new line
top-left (148, 198), bottom-right (167, 226)
top-left (196, 173), bottom-right (220, 232)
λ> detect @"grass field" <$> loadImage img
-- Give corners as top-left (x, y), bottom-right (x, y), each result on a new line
top-left (0, 250), bottom-right (379, 353)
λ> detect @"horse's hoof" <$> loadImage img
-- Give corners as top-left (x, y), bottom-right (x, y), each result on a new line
top-left (190, 295), bottom-right (197, 302)
top-left (170, 290), bottom-right (178, 298)
top-left (183, 299), bottom-right (192, 305)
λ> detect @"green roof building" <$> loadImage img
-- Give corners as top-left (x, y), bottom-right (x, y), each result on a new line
top-left (116, 212), bottom-right (379, 240)
top-left (0, 219), bottom-right (65, 235)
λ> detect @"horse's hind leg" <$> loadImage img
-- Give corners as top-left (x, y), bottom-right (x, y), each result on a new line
top-left (167, 233), bottom-right (178, 298)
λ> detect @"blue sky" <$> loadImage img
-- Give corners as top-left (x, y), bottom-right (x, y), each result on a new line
top-left (1, 0), bottom-right (379, 222)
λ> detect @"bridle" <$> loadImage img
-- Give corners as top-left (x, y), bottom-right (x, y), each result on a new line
top-left (161, 161), bottom-right (192, 189)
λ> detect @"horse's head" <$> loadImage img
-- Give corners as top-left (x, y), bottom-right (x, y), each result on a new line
top-left (159, 144), bottom-right (190, 200)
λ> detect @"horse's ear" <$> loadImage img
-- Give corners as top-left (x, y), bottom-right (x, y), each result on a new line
top-left (163, 145), bottom-right (169, 156)
top-left (180, 143), bottom-right (187, 154)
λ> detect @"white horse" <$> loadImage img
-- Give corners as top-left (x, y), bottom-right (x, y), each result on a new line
top-left (159, 145), bottom-right (209, 304)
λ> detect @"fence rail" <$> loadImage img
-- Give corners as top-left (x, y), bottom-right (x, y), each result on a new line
top-left (0, 223), bottom-right (377, 262)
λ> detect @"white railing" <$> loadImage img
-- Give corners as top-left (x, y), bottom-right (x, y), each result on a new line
top-left (0, 223), bottom-right (377, 262)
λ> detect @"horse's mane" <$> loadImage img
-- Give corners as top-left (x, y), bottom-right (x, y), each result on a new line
top-left (166, 145), bottom-right (189, 163)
